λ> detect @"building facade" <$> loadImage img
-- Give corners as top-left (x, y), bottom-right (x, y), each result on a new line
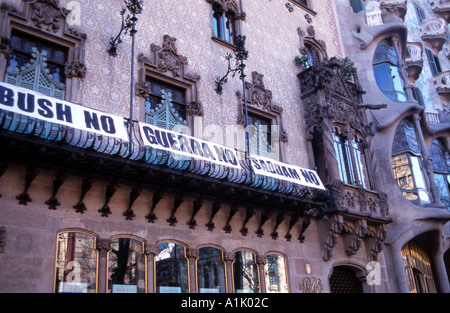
top-left (0, 0), bottom-right (448, 293)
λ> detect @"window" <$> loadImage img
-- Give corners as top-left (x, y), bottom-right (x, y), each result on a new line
top-left (197, 247), bottom-right (227, 293)
top-left (391, 119), bottom-right (430, 205)
top-left (144, 78), bottom-right (188, 131)
top-left (373, 39), bottom-right (407, 102)
top-left (209, 1), bottom-right (237, 44)
top-left (248, 113), bottom-right (273, 158)
top-left (5, 32), bottom-right (67, 100)
top-left (233, 250), bottom-right (259, 293)
top-left (333, 131), bottom-right (370, 188)
top-left (430, 139), bottom-right (450, 210)
top-left (212, 4), bottom-right (237, 45)
top-left (264, 253), bottom-right (289, 293)
top-left (425, 48), bottom-right (442, 76)
top-left (107, 237), bottom-right (146, 293)
top-left (155, 242), bottom-right (189, 293)
top-left (402, 241), bottom-right (437, 293)
top-left (414, 4), bottom-right (426, 23)
top-left (54, 231), bottom-right (97, 293)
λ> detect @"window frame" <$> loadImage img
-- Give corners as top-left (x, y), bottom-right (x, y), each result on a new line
top-left (106, 236), bottom-right (147, 293)
top-left (53, 230), bottom-right (98, 293)
top-left (155, 241), bottom-right (190, 293)
top-left (196, 246), bottom-right (227, 293)
top-left (0, 2), bottom-right (87, 103)
top-left (264, 252), bottom-right (290, 293)
top-left (232, 249), bottom-right (260, 293)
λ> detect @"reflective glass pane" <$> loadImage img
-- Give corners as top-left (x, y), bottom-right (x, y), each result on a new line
top-left (108, 238), bottom-right (146, 293)
top-left (197, 247), bottom-right (226, 293)
top-left (265, 254), bottom-right (288, 293)
top-left (392, 154), bottom-right (415, 190)
top-left (55, 232), bottom-right (97, 293)
top-left (156, 242), bottom-right (189, 293)
top-left (410, 156), bottom-right (430, 203)
top-left (233, 251), bottom-right (259, 293)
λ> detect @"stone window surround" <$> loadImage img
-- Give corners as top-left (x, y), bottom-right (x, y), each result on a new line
top-left (0, 0), bottom-right (87, 104)
top-left (53, 228), bottom-right (290, 293)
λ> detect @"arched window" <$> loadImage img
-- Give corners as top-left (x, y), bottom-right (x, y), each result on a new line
top-left (430, 139), bottom-right (450, 209)
top-left (107, 237), bottom-right (146, 293)
top-left (54, 231), bottom-right (97, 293)
top-left (197, 247), bottom-right (226, 293)
top-left (391, 119), bottom-right (430, 205)
top-left (349, 0), bottom-right (365, 13)
top-left (401, 240), bottom-right (437, 293)
top-left (233, 250), bottom-right (259, 293)
top-left (264, 253), bottom-right (289, 293)
top-left (373, 38), bottom-right (407, 102)
top-left (155, 242), bottom-right (189, 293)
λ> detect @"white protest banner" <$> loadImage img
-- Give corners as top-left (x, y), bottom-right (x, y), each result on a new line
top-left (250, 154), bottom-right (326, 190)
top-left (0, 82), bottom-right (129, 141)
top-left (139, 122), bottom-right (241, 169)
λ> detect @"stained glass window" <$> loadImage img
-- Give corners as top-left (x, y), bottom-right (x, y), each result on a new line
top-left (431, 139), bottom-right (450, 209)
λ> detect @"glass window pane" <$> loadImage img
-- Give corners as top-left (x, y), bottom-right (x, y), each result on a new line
top-left (197, 247), bottom-right (226, 293)
top-left (156, 242), bottom-right (189, 293)
top-left (392, 154), bottom-right (415, 190)
top-left (54, 232), bottom-right (97, 293)
top-left (233, 251), bottom-right (259, 293)
top-left (410, 156), bottom-right (430, 203)
top-left (108, 238), bottom-right (146, 293)
top-left (352, 140), bottom-right (369, 188)
top-left (265, 254), bottom-right (288, 293)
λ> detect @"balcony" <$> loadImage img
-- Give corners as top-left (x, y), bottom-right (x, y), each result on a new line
top-left (430, 0), bottom-right (450, 23)
top-left (380, 0), bottom-right (408, 21)
top-left (444, 41), bottom-right (450, 59)
top-left (405, 42), bottom-right (424, 82)
top-left (433, 70), bottom-right (450, 101)
top-left (419, 18), bottom-right (447, 53)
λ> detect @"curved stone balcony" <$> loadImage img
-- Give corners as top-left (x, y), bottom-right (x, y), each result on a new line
top-left (405, 42), bottom-right (424, 82)
top-left (430, 0), bottom-right (450, 23)
top-left (419, 18), bottom-right (447, 53)
top-left (380, 0), bottom-right (408, 21)
top-left (444, 41), bottom-right (450, 60)
top-left (433, 70), bottom-right (450, 102)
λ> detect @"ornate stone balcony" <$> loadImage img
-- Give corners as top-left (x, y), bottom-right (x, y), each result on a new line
top-left (380, 0), bottom-right (408, 21)
top-left (430, 0), bottom-right (450, 23)
top-left (405, 42), bottom-right (424, 82)
top-left (419, 18), bottom-right (447, 53)
top-left (433, 70), bottom-right (450, 101)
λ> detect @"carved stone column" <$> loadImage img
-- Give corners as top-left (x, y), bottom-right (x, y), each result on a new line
top-left (96, 238), bottom-right (111, 293)
top-left (257, 255), bottom-right (267, 293)
top-left (188, 248), bottom-right (199, 293)
top-left (224, 252), bottom-right (235, 293)
top-left (145, 243), bottom-right (158, 293)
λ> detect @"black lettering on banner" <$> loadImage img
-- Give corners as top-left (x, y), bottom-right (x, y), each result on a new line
top-left (178, 134), bottom-right (193, 154)
top-left (84, 111), bottom-right (100, 131)
top-left (202, 142), bottom-right (215, 160)
top-left (288, 168), bottom-right (301, 180)
top-left (300, 169), bottom-right (320, 185)
top-left (143, 126), bottom-right (158, 145)
top-left (100, 115), bottom-right (115, 134)
top-left (251, 159), bottom-right (261, 170)
top-left (56, 102), bottom-right (73, 123)
top-left (167, 133), bottom-right (180, 151)
top-left (225, 148), bottom-right (237, 165)
top-left (155, 129), bottom-right (170, 148)
top-left (37, 99), bottom-right (54, 118)
top-left (0, 85), bottom-right (14, 107)
top-left (17, 92), bottom-right (34, 113)
top-left (214, 146), bottom-right (226, 163)
top-left (190, 138), bottom-right (204, 157)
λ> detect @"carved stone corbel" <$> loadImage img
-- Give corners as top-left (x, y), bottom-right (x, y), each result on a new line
top-left (167, 193), bottom-right (184, 226)
top-left (240, 207), bottom-right (254, 236)
top-left (205, 200), bottom-right (221, 231)
top-left (223, 203), bottom-right (238, 234)
top-left (146, 191), bottom-right (162, 223)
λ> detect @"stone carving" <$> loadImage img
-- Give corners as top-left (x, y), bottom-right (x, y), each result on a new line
top-left (153, 35), bottom-right (188, 78)
top-left (30, 0), bottom-right (70, 33)
top-left (65, 60), bottom-right (87, 79)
